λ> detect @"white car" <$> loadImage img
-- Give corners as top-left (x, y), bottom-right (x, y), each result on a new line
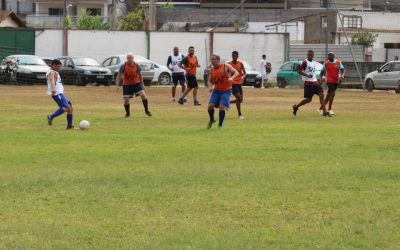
top-left (364, 61), bottom-right (400, 93)
top-left (134, 55), bottom-right (172, 85)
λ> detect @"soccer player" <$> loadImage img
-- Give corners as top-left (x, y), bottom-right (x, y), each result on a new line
top-left (207, 54), bottom-right (239, 129)
top-left (260, 54), bottom-right (268, 87)
top-left (228, 51), bottom-right (246, 119)
top-left (167, 46), bottom-right (186, 102)
top-left (115, 52), bottom-right (152, 118)
top-left (292, 50), bottom-right (330, 117)
top-left (177, 46), bottom-right (201, 106)
top-left (319, 52), bottom-right (345, 115)
top-left (46, 59), bottom-right (74, 130)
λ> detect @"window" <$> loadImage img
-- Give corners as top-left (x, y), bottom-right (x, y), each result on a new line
top-left (102, 58), bottom-right (112, 67)
top-left (321, 0), bottom-right (328, 8)
top-left (343, 16), bottom-right (362, 29)
top-left (49, 8), bottom-right (63, 16)
top-left (111, 57), bottom-right (119, 66)
top-left (87, 8), bottom-right (101, 16)
top-left (282, 63), bottom-right (293, 71)
top-left (321, 16), bottom-right (328, 29)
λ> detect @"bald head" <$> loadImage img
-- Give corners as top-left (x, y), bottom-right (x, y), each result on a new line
top-left (127, 53), bottom-right (134, 64)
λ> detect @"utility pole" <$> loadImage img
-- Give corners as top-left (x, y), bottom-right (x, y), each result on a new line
top-left (112, 0), bottom-right (117, 29)
top-left (325, 0), bottom-right (330, 58)
top-left (284, 0), bottom-right (288, 33)
top-left (149, 0), bottom-right (156, 31)
top-left (63, 0), bottom-right (68, 56)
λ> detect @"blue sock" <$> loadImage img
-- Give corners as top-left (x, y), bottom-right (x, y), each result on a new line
top-left (50, 108), bottom-right (64, 119)
top-left (218, 110), bottom-right (225, 127)
top-left (208, 109), bottom-right (215, 122)
top-left (67, 114), bottom-right (73, 128)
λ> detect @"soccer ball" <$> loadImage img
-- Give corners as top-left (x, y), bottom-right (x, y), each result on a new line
top-left (79, 120), bottom-right (90, 130)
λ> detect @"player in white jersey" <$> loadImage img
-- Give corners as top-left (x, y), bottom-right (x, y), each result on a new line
top-left (292, 50), bottom-right (330, 117)
top-left (46, 59), bottom-right (74, 129)
top-left (167, 47), bottom-right (186, 102)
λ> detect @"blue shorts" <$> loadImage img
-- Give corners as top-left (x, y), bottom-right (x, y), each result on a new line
top-left (52, 93), bottom-right (71, 109)
top-left (209, 89), bottom-right (232, 108)
top-left (172, 74), bottom-right (185, 86)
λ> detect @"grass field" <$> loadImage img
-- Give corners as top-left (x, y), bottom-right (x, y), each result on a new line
top-left (0, 85), bottom-right (399, 249)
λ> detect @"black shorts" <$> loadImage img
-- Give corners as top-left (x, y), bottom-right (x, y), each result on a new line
top-left (172, 73), bottom-right (186, 86)
top-left (304, 84), bottom-right (323, 99)
top-left (232, 84), bottom-right (243, 96)
top-left (123, 83), bottom-right (144, 98)
top-left (186, 74), bottom-right (198, 88)
top-left (327, 83), bottom-right (339, 93)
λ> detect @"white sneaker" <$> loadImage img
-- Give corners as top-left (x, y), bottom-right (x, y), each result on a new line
top-left (171, 98), bottom-right (176, 102)
top-left (317, 108), bottom-right (323, 115)
top-left (238, 115), bottom-right (245, 120)
top-left (329, 110), bottom-right (335, 115)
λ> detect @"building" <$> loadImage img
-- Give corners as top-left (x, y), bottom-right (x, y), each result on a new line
top-left (1, 0), bottom-right (35, 16)
top-left (0, 10), bottom-right (26, 27)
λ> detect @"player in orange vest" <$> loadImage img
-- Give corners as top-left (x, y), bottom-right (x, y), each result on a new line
top-left (115, 53), bottom-right (152, 118)
top-left (228, 51), bottom-right (247, 119)
top-left (207, 54), bottom-right (239, 129)
top-left (319, 52), bottom-right (345, 115)
top-left (178, 46), bottom-right (202, 106)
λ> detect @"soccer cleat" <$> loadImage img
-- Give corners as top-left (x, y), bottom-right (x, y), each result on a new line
top-left (317, 108), bottom-right (323, 115)
top-left (171, 98), bottom-right (176, 102)
top-left (145, 111), bottom-right (152, 117)
top-left (183, 98), bottom-right (188, 103)
top-left (47, 115), bottom-right (53, 125)
top-left (292, 105), bottom-right (298, 116)
top-left (66, 126), bottom-right (77, 130)
top-left (329, 110), bottom-right (335, 115)
top-left (207, 120), bottom-right (216, 129)
top-left (218, 125), bottom-right (222, 129)
top-left (238, 115), bottom-right (245, 120)
top-left (323, 112), bottom-right (332, 117)
top-left (178, 98), bottom-right (184, 105)
top-left (194, 101), bottom-right (202, 106)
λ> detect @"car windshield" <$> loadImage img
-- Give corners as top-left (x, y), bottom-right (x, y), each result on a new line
top-left (17, 56), bottom-right (47, 66)
top-left (73, 58), bottom-right (100, 66)
top-left (242, 61), bottom-right (254, 71)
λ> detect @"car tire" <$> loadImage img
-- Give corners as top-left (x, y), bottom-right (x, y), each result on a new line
top-left (277, 78), bottom-right (287, 88)
top-left (366, 79), bottom-right (374, 92)
top-left (158, 72), bottom-right (171, 85)
top-left (74, 74), bottom-right (85, 86)
top-left (396, 81), bottom-right (400, 94)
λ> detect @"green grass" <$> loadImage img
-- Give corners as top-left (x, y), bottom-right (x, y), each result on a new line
top-left (0, 86), bottom-right (399, 249)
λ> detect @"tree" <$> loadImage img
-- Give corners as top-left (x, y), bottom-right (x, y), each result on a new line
top-left (75, 10), bottom-right (110, 30)
top-left (351, 31), bottom-right (376, 48)
top-left (119, 8), bottom-right (145, 31)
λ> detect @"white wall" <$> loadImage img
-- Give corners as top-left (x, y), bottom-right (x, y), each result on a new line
top-left (246, 22), bottom-right (304, 43)
top-left (213, 33), bottom-right (286, 77)
top-left (34, 30), bottom-right (288, 79)
top-left (0, 17), bottom-right (19, 28)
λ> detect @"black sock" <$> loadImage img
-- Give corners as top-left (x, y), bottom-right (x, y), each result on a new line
top-left (142, 99), bottom-right (149, 112)
top-left (124, 104), bottom-right (130, 116)
top-left (208, 109), bottom-right (215, 122)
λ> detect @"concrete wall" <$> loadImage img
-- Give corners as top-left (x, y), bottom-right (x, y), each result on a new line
top-left (340, 11), bottom-right (400, 31)
top-left (35, 30), bottom-right (288, 79)
top-left (289, 44), bottom-right (364, 62)
top-left (342, 62), bottom-right (384, 82)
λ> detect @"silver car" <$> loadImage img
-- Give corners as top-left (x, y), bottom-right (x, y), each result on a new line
top-left (364, 61), bottom-right (400, 93)
top-left (102, 55), bottom-right (155, 84)
top-left (0, 55), bottom-right (49, 84)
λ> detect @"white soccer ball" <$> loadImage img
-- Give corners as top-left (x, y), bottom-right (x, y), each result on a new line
top-left (79, 120), bottom-right (90, 130)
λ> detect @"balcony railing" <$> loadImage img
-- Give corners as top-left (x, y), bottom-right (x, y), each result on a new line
top-left (26, 15), bottom-right (110, 28)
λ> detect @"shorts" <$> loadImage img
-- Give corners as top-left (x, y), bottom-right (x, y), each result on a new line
top-left (262, 72), bottom-right (269, 80)
top-left (172, 74), bottom-right (186, 86)
top-left (123, 83), bottom-right (144, 98)
top-left (209, 89), bottom-right (232, 108)
top-left (52, 93), bottom-right (71, 109)
top-left (232, 84), bottom-right (243, 96)
top-left (304, 84), bottom-right (323, 99)
top-left (327, 83), bottom-right (339, 93)
top-left (186, 74), bottom-right (198, 88)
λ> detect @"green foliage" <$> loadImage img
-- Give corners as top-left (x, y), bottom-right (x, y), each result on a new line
top-left (351, 31), bottom-right (376, 47)
top-left (119, 8), bottom-right (145, 31)
top-left (75, 10), bottom-right (111, 30)
top-left (160, 3), bottom-right (175, 9)
top-left (64, 15), bottom-right (72, 29)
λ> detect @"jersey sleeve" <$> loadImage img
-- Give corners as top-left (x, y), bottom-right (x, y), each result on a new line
top-left (181, 56), bottom-right (188, 66)
top-left (166, 56), bottom-right (172, 66)
top-left (339, 63), bottom-right (344, 70)
top-left (298, 60), bottom-right (307, 71)
top-left (119, 64), bottom-right (124, 74)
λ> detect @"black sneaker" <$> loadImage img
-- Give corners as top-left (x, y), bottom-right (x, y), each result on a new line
top-left (292, 105), bottom-right (298, 116)
top-left (47, 115), bottom-right (53, 125)
top-left (207, 120), bottom-right (216, 129)
top-left (194, 101), bottom-right (202, 106)
top-left (323, 112), bottom-right (332, 117)
top-left (183, 98), bottom-right (188, 103)
top-left (178, 98), bottom-right (184, 105)
top-left (145, 111), bottom-right (152, 117)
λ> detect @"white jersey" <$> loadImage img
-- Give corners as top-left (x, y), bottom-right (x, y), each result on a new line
top-left (301, 59), bottom-right (318, 82)
top-left (260, 59), bottom-right (267, 73)
top-left (170, 54), bottom-right (185, 74)
top-left (46, 69), bottom-right (64, 95)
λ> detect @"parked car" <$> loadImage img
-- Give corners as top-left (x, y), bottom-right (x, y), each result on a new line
top-left (41, 57), bottom-right (53, 67)
top-left (364, 61), bottom-right (400, 93)
top-left (102, 55), bottom-right (172, 85)
top-left (204, 60), bottom-right (263, 88)
top-left (56, 56), bottom-right (112, 86)
top-left (276, 60), bottom-right (323, 88)
top-left (0, 55), bottom-right (49, 84)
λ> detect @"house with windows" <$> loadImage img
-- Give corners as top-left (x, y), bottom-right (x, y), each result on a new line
top-left (24, 0), bottom-right (127, 28)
